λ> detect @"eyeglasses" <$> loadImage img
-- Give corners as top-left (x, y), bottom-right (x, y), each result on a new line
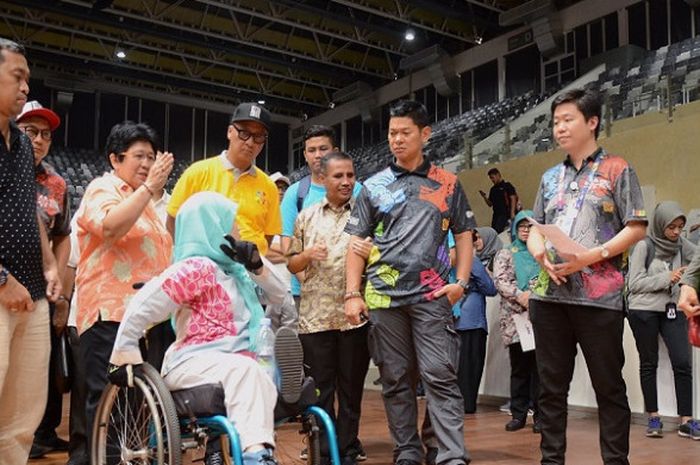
top-left (232, 124), bottom-right (267, 144)
top-left (121, 151), bottom-right (156, 162)
top-left (517, 223), bottom-right (533, 231)
top-left (20, 125), bottom-right (52, 141)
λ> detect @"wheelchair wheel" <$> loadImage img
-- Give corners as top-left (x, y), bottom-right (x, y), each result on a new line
top-left (92, 363), bottom-right (182, 465)
top-left (304, 415), bottom-right (321, 465)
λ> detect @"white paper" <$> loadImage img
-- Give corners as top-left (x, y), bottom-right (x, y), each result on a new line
top-left (512, 312), bottom-right (535, 352)
top-left (527, 217), bottom-right (588, 261)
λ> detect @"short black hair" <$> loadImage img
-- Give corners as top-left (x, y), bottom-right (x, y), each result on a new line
top-left (487, 168), bottom-right (500, 176)
top-left (320, 150), bottom-right (353, 174)
top-left (389, 100), bottom-right (430, 129)
top-left (0, 38), bottom-right (25, 63)
top-left (304, 125), bottom-right (336, 146)
top-left (105, 121), bottom-right (159, 168)
top-left (551, 88), bottom-right (602, 138)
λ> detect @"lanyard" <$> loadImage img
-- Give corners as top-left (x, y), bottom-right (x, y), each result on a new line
top-left (555, 155), bottom-right (603, 214)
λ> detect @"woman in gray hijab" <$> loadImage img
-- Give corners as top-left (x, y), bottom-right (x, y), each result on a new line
top-left (474, 227), bottom-right (503, 273)
top-left (627, 201), bottom-right (698, 440)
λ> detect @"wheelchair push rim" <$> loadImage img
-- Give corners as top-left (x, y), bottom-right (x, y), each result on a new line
top-left (92, 363), bottom-right (182, 465)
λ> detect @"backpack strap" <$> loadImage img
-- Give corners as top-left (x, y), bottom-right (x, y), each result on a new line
top-left (296, 175), bottom-right (311, 212)
top-left (643, 236), bottom-right (655, 270)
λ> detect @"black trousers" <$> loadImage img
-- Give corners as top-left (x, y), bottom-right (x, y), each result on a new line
top-left (80, 321), bottom-right (120, 453)
top-left (508, 342), bottom-right (538, 422)
top-left (299, 325), bottom-right (370, 459)
top-left (67, 326), bottom-right (89, 465)
top-left (491, 214), bottom-right (509, 234)
top-left (34, 303), bottom-right (63, 443)
top-left (530, 300), bottom-right (630, 465)
top-left (627, 309), bottom-right (692, 416)
top-left (456, 329), bottom-right (487, 414)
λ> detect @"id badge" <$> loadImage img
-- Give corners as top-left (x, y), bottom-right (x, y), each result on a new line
top-left (666, 302), bottom-right (677, 320)
top-left (556, 206), bottom-right (578, 236)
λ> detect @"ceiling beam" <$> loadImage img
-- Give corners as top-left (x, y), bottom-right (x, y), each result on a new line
top-left (58, 0), bottom-right (391, 79)
top-left (18, 41), bottom-right (327, 109)
top-left (464, 0), bottom-right (504, 14)
top-left (2, 11), bottom-right (340, 95)
top-left (329, 0), bottom-right (476, 44)
top-left (193, 0), bottom-right (408, 57)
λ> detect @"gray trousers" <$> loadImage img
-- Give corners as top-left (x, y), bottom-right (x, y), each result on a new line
top-left (369, 296), bottom-right (469, 465)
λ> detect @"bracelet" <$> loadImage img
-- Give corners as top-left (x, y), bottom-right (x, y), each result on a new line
top-left (142, 183), bottom-right (154, 196)
top-left (344, 291), bottom-right (363, 301)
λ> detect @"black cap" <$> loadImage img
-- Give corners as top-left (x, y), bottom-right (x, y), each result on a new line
top-left (230, 102), bottom-right (271, 130)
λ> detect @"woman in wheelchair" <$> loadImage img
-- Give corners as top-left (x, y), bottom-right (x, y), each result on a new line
top-left (107, 192), bottom-right (304, 465)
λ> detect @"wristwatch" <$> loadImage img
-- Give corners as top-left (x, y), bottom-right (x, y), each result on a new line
top-left (456, 279), bottom-right (470, 292)
top-left (0, 266), bottom-right (9, 287)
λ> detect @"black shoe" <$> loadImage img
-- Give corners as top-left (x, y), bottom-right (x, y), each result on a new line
top-left (205, 437), bottom-right (224, 465)
top-left (205, 451), bottom-right (224, 465)
top-left (43, 436), bottom-right (70, 451)
top-left (425, 447), bottom-right (438, 465)
top-left (29, 443), bottom-right (50, 459)
top-left (396, 459), bottom-right (422, 465)
top-left (505, 418), bottom-right (526, 432)
top-left (342, 455), bottom-right (358, 465)
top-left (65, 455), bottom-right (90, 465)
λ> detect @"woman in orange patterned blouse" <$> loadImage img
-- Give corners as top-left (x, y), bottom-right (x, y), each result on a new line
top-left (74, 121), bottom-right (174, 447)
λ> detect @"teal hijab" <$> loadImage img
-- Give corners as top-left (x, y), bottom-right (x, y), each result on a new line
top-left (509, 209), bottom-right (541, 291)
top-left (172, 192), bottom-right (264, 352)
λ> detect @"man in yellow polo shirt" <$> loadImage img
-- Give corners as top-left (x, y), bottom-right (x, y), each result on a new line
top-left (167, 102), bottom-right (281, 255)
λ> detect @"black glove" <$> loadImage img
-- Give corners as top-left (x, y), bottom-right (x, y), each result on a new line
top-left (108, 363), bottom-right (143, 388)
top-left (220, 235), bottom-right (263, 273)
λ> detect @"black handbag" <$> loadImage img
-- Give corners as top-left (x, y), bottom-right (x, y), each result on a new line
top-left (53, 330), bottom-right (72, 394)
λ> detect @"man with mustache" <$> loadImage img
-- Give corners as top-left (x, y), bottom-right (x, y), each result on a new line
top-left (287, 151), bottom-right (370, 465)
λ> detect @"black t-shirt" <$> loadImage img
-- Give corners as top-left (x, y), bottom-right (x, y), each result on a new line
top-left (0, 122), bottom-right (46, 301)
top-left (488, 180), bottom-right (516, 218)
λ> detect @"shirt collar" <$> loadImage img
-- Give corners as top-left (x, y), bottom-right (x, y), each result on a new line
top-left (3, 120), bottom-right (23, 149)
top-left (321, 196), bottom-right (355, 212)
top-left (219, 151), bottom-right (257, 178)
top-left (563, 147), bottom-right (604, 169)
top-left (106, 171), bottom-right (134, 194)
top-left (389, 157), bottom-right (431, 177)
top-left (153, 190), bottom-right (171, 207)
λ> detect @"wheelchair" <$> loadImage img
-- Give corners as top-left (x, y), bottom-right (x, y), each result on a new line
top-left (91, 362), bottom-right (340, 465)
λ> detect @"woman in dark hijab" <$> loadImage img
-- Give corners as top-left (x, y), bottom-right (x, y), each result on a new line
top-left (627, 201), bottom-right (698, 439)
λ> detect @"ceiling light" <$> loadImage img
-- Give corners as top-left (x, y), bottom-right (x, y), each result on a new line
top-left (115, 49), bottom-right (126, 59)
top-left (405, 28), bottom-right (416, 42)
top-left (257, 99), bottom-right (266, 105)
